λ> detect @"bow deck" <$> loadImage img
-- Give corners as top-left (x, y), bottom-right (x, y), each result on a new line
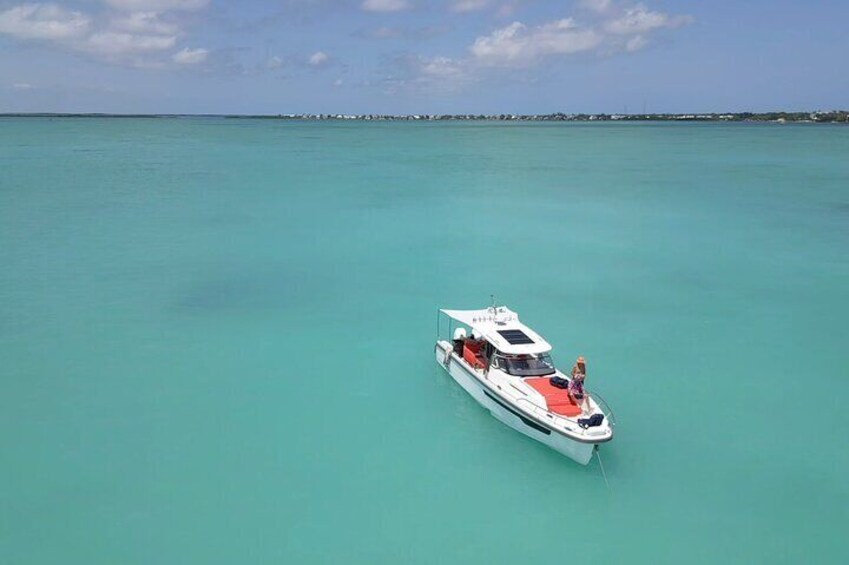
top-left (524, 377), bottom-right (583, 417)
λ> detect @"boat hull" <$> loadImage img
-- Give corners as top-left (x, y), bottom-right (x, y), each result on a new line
top-left (435, 342), bottom-right (596, 465)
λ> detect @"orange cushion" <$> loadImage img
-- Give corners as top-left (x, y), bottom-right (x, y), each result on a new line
top-left (548, 403), bottom-right (582, 417)
top-left (525, 377), bottom-right (582, 417)
top-left (463, 346), bottom-right (486, 368)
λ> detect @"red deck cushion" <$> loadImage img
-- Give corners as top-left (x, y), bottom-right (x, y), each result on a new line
top-left (525, 377), bottom-right (583, 417)
top-left (463, 345), bottom-right (486, 368)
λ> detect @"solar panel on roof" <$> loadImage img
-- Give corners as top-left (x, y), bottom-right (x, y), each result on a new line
top-left (497, 329), bottom-right (534, 345)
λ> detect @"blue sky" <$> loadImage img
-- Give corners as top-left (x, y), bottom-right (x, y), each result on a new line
top-left (1, 0), bottom-right (846, 114)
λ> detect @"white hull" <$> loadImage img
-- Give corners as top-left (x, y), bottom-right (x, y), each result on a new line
top-left (435, 341), bottom-right (597, 465)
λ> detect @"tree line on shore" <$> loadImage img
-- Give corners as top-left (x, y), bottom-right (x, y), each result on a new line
top-left (4, 111), bottom-right (847, 122)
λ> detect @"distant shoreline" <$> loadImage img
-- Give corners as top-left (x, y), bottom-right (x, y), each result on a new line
top-left (1, 111), bottom-right (847, 123)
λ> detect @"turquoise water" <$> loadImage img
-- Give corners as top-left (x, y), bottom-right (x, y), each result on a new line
top-left (1, 118), bottom-right (847, 563)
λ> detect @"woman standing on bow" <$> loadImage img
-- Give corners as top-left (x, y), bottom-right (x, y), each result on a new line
top-left (569, 356), bottom-right (589, 413)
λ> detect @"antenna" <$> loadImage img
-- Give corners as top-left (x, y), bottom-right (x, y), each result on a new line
top-left (490, 294), bottom-right (496, 310)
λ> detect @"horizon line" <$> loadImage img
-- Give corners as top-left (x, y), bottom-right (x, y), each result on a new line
top-left (2, 109), bottom-right (847, 118)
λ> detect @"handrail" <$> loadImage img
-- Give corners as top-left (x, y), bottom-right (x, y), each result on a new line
top-left (586, 388), bottom-right (617, 427)
top-left (514, 397), bottom-right (551, 420)
top-left (512, 379), bottom-right (616, 429)
top-left (436, 341), bottom-right (455, 366)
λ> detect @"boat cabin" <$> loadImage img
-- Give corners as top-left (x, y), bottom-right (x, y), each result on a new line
top-left (443, 307), bottom-right (556, 377)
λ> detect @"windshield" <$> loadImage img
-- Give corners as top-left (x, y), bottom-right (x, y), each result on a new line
top-left (492, 353), bottom-right (556, 377)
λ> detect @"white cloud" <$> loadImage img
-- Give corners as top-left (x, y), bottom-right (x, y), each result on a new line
top-left (111, 11), bottom-right (179, 36)
top-left (420, 56), bottom-right (466, 79)
top-left (267, 55), bottom-right (283, 69)
top-left (471, 19), bottom-right (602, 65)
top-left (467, 2), bottom-right (692, 67)
top-left (101, 0), bottom-right (209, 12)
top-left (333, 78), bottom-right (344, 87)
top-left (0, 3), bottom-right (90, 41)
top-left (13, 82), bottom-right (34, 89)
top-left (0, 2), bottom-right (214, 68)
top-left (85, 31), bottom-right (176, 55)
top-left (308, 51), bottom-right (328, 66)
top-left (385, 54), bottom-right (475, 94)
top-left (361, 0), bottom-right (410, 13)
top-left (399, 1), bottom-right (692, 90)
top-left (604, 4), bottom-right (693, 35)
top-left (625, 34), bottom-right (646, 52)
top-left (172, 46), bottom-right (207, 64)
top-left (451, 0), bottom-right (491, 13)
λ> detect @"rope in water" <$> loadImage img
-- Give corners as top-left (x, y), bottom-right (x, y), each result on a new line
top-left (595, 446), bottom-right (610, 489)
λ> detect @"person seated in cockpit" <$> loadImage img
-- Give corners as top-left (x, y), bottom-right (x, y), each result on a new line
top-left (452, 327), bottom-right (467, 355)
top-left (470, 330), bottom-right (489, 364)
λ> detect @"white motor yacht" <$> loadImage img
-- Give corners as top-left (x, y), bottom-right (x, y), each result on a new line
top-left (435, 305), bottom-right (614, 465)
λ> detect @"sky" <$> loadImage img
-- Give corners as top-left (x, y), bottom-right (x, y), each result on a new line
top-left (0, 0), bottom-right (847, 114)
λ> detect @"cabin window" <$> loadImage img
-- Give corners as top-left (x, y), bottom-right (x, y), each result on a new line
top-left (492, 353), bottom-right (555, 377)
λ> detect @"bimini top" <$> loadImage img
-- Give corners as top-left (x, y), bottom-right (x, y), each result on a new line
top-left (441, 306), bottom-right (553, 355)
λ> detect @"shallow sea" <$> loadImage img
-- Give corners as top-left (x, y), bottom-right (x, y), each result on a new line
top-left (1, 118), bottom-right (848, 563)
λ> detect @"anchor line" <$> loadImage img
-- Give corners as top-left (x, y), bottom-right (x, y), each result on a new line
top-left (595, 445), bottom-right (610, 489)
